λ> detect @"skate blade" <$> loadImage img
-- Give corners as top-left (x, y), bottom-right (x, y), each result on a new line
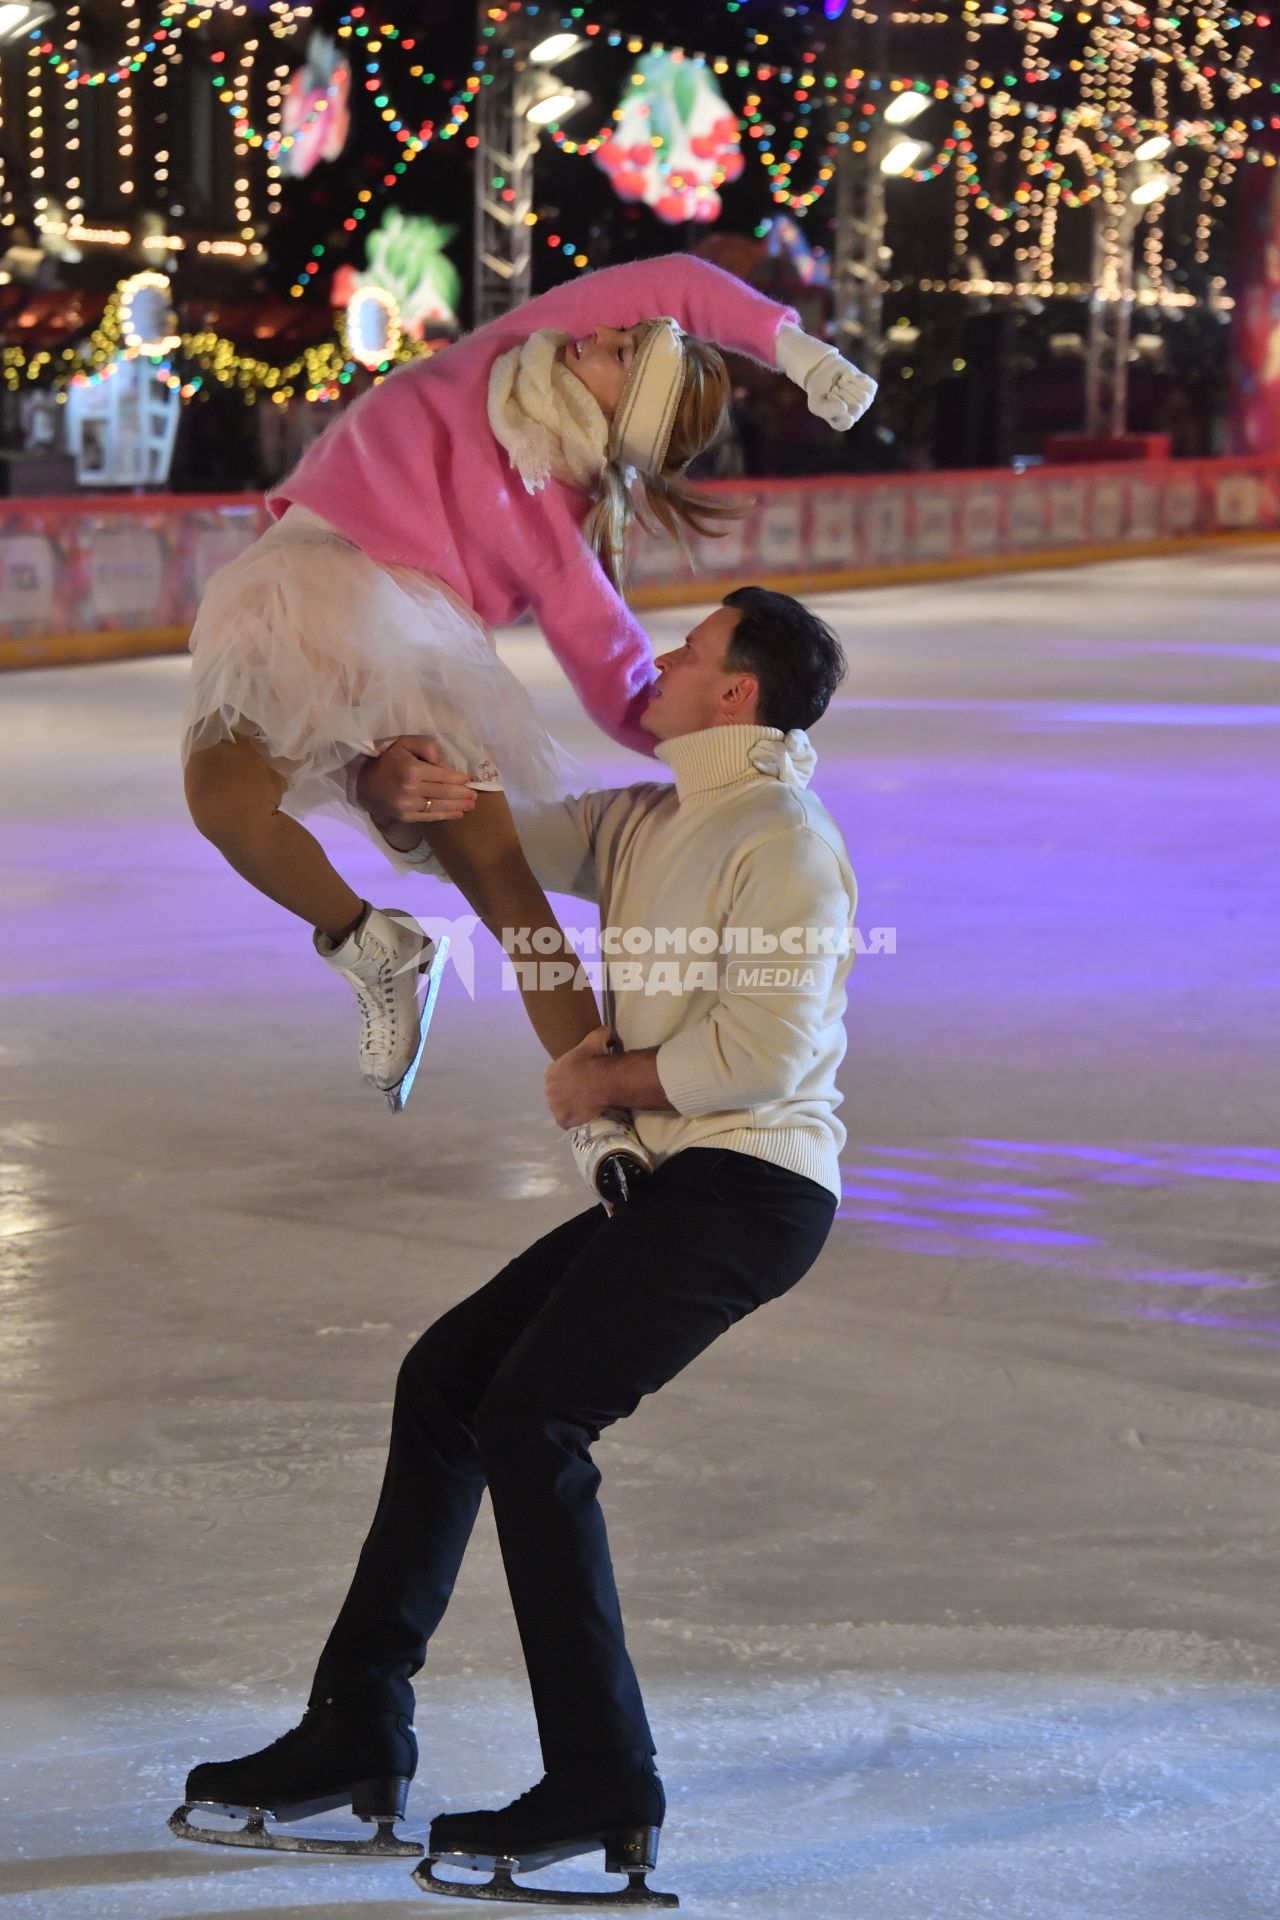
top-left (385, 935), bottom-right (450, 1115)
top-left (168, 1803), bottom-right (423, 1858)
top-left (596, 1153), bottom-right (651, 1212)
top-left (415, 1856), bottom-right (678, 1907)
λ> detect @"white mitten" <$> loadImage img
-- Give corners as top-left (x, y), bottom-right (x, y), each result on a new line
top-left (775, 321), bottom-right (878, 431)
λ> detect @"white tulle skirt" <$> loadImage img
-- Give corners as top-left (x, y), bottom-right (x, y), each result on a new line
top-left (180, 503), bottom-right (587, 878)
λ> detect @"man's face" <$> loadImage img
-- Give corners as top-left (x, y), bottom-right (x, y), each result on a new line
top-left (560, 324), bottom-right (644, 420)
top-left (640, 605), bottom-right (757, 740)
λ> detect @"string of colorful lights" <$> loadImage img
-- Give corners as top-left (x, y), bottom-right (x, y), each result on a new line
top-left (29, 0), bottom-right (214, 90)
top-left (0, 280), bottom-right (440, 406)
top-left (283, 14), bottom-right (485, 299)
top-left (3, 0), bottom-right (1276, 400)
top-left (22, 0), bottom-right (1276, 264)
top-left (197, 0), bottom-right (1280, 272)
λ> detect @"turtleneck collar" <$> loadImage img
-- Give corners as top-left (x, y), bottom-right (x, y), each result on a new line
top-left (653, 723), bottom-right (818, 803)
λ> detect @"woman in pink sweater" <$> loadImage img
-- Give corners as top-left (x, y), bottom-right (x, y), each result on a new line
top-left (179, 253), bottom-right (874, 1199)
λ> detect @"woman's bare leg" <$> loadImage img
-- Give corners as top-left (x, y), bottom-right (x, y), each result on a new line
top-left (184, 736), bottom-right (365, 942)
top-left (420, 789), bottom-right (601, 1060)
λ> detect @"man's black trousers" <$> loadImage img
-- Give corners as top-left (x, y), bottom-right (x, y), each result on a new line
top-left (310, 1146), bottom-right (836, 1766)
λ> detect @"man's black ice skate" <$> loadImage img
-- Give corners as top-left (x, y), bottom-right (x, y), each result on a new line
top-left (414, 1753), bottom-right (677, 1907)
top-left (168, 1700), bottom-right (422, 1857)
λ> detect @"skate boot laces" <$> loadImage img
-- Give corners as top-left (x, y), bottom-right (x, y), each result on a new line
top-left (333, 908), bottom-right (435, 1088)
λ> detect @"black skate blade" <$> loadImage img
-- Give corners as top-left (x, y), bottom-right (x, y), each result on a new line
top-left (386, 934), bottom-right (450, 1114)
top-left (414, 1855), bottom-right (678, 1907)
top-left (168, 1801), bottom-right (422, 1858)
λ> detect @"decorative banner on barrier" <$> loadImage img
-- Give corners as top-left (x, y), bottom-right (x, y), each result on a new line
top-left (630, 460), bottom-right (1280, 587)
top-left (2, 464), bottom-right (1279, 659)
top-left (0, 500), bottom-right (270, 649)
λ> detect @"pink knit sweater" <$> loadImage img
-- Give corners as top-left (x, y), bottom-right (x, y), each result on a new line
top-left (267, 256), bottom-right (797, 758)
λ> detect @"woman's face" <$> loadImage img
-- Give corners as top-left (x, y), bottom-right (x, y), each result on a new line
top-left (562, 323), bottom-right (645, 420)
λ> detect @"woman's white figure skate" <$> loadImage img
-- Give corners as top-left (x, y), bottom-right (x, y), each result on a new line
top-left (315, 903), bottom-right (450, 1112)
top-left (570, 1111), bottom-right (654, 1214)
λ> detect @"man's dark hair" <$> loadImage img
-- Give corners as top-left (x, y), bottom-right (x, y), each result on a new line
top-left (721, 585), bottom-right (847, 733)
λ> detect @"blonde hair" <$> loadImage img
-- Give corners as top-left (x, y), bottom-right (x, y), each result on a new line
top-left (583, 334), bottom-right (749, 594)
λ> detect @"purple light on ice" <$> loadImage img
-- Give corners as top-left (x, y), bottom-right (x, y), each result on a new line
top-left (1139, 1307), bottom-right (1280, 1336)
top-left (913, 1197), bottom-right (1043, 1218)
top-left (970, 1225), bottom-right (1098, 1248)
top-left (1116, 1269), bottom-right (1263, 1292)
top-left (835, 1206), bottom-right (945, 1229)
top-left (965, 1141), bottom-right (1160, 1167)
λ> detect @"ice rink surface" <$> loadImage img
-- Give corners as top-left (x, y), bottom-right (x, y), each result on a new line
top-left (1, 549), bottom-right (1278, 1919)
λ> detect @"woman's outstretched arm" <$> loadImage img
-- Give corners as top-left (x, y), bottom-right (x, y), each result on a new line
top-left (473, 253), bottom-right (798, 368)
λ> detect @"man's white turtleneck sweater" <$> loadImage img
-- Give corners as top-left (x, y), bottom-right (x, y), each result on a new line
top-left (517, 722), bottom-right (856, 1203)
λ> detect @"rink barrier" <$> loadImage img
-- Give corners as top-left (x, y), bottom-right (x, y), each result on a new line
top-left (2, 457), bottom-right (1278, 670)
